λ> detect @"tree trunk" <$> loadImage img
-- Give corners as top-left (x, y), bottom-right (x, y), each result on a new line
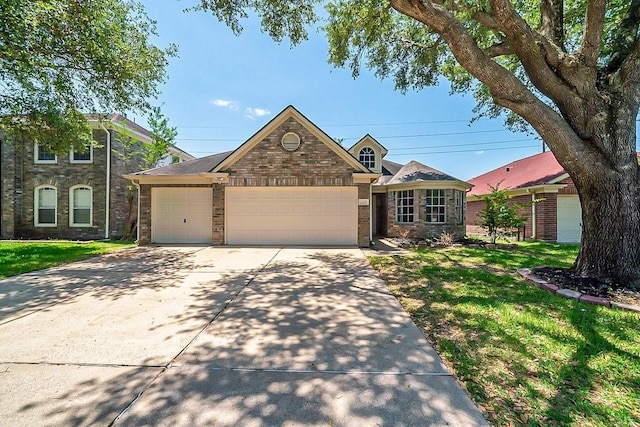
top-left (570, 133), bottom-right (640, 288)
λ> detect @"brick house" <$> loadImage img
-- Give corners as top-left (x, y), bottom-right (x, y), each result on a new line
top-left (0, 115), bottom-right (193, 240)
top-left (466, 151), bottom-right (582, 243)
top-left (126, 106), bottom-right (471, 246)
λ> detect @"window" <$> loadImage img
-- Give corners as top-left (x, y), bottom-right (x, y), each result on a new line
top-left (396, 190), bottom-right (414, 223)
top-left (34, 186), bottom-right (57, 226)
top-left (70, 142), bottom-right (92, 163)
top-left (281, 132), bottom-right (301, 151)
top-left (426, 189), bottom-right (446, 223)
top-left (455, 190), bottom-right (464, 225)
top-left (70, 186), bottom-right (92, 226)
top-left (359, 147), bottom-right (376, 169)
top-left (34, 144), bottom-right (57, 164)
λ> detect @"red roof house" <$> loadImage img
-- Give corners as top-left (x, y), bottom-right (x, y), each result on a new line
top-left (466, 151), bottom-right (581, 243)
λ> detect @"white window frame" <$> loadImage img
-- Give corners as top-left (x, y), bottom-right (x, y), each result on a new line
top-left (34, 144), bottom-right (57, 164)
top-left (69, 185), bottom-right (93, 227)
top-left (70, 142), bottom-right (93, 164)
top-left (359, 146), bottom-right (376, 169)
top-left (396, 190), bottom-right (415, 223)
top-left (426, 189), bottom-right (446, 224)
top-left (455, 190), bottom-right (464, 225)
top-left (34, 185), bottom-right (57, 227)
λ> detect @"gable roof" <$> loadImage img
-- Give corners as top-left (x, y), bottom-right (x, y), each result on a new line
top-left (468, 151), bottom-right (565, 196)
top-left (348, 134), bottom-right (388, 157)
top-left (212, 105), bottom-right (370, 173)
top-left (133, 151), bottom-right (233, 176)
top-left (386, 160), bottom-right (468, 185)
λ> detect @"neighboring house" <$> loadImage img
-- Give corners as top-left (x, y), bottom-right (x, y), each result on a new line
top-left (0, 114), bottom-right (193, 240)
top-left (466, 151), bottom-right (581, 243)
top-left (125, 105), bottom-right (471, 246)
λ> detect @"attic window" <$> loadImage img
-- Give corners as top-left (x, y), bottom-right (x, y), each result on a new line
top-left (359, 147), bottom-right (376, 169)
top-left (281, 132), bottom-right (300, 151)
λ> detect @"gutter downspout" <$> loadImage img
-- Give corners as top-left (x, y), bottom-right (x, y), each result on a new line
top-left (100, 123), bottom-right (111, 239)
top-left (531, 193), bottom-right (537, 240)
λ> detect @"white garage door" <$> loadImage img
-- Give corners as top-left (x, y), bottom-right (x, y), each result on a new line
top-left (151, 188), bottom-right (212, 243)
top-left (557, 195), bottom-right (582, 243)
top-left (226, 187), bottom-right (358, 245)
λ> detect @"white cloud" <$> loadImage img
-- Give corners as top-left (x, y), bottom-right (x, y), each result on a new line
top-left (246, 107), bottom-right (271, 118)
top-left (211, 99), bottom-right (238, 111)
top-left (476, 150), bottom-right (485, 155)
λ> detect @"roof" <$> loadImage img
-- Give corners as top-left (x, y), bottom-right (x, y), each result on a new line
top-left (134, 151), bottom-right (233, 175)
top-left (385, 160), bottom-right (467, 185)
top-left (467, 151), bottom-right (565, 196)
top-left (376, 159), bottom-right (405, 185)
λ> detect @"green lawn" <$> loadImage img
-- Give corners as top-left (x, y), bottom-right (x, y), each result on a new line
top-left (370, 241), bottom-right (640, 426)
top-left (0, 240), bottom-right (135, 279)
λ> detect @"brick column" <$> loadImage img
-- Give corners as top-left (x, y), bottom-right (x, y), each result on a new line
top-left (357, 183), bottom-right (371, 247)
top-left (212, 184), bottom-right (225, 245)
top-left (137, 184), bottom-right (151, 244)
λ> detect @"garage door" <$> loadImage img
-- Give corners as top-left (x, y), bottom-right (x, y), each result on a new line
top-left (151, 188), bottom-right (212, 243)
top-left (226, 187), bottom-right (358, 245)
top-left (557, 195), bottom-right (582, 243)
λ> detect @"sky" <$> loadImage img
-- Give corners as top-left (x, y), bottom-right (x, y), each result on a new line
top-left (136, 1), bottom-right (549, 181)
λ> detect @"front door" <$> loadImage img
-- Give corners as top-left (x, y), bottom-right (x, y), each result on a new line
top-left (373, 194), bottom-right (387, 236)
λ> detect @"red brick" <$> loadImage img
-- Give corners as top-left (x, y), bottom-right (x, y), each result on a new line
top-left (579, 295), bottom-right (610, 307)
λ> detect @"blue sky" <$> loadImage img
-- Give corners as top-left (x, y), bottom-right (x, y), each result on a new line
top-left (138, 1), bottom-right (546, 181)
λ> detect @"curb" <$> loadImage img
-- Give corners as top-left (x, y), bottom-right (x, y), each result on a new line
top-left (516, 268), bottom-right (640, 313)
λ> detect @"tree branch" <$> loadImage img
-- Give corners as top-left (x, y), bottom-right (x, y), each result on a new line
top-left (578, 0), bottom-right (606, 68)
top-left (484, 42), bottom-right (513, 58)
top-left (605, 0), bottom-right (640, 74)
top-left (388, 0), bottom-right (597, 170)
top-left (488, 0), bottom-right (578, 105)
top-left (616, 39), bottom-right (640, 112)
top-left (540, 0), bottom-right (564, 48)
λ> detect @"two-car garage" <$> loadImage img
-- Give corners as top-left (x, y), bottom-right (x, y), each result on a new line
top-left (150, 186), bottom-right (359, 245)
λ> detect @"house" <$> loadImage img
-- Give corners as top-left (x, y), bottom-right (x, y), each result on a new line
top-left (0, 114), bottom-right (194, 240)
top-left (126, 106), bottom-right (471, 246)
top-left (466, 151), bottom-right (581, 243)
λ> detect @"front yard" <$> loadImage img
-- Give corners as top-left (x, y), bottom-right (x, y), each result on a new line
top-left (0, 240), bottom-right (135, 279)
top-left (370, 242), bottom-right (640, 426)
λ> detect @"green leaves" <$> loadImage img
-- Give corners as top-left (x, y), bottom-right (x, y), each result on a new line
top-left (0, 0), bottom-right (177, 153)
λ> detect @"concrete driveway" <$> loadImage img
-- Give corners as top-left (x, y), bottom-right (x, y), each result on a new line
top-left (0, 246), bottom-right (487, 426)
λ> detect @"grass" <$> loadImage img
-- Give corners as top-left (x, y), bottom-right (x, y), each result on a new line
top-left (370, 241), bottom-right (640, 426)
top-left (0, 240), bottom-right (135, 279)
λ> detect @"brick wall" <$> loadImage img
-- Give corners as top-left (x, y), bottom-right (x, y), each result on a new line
top-left (1, 129), bottom-right (149, 240)
top-left (1, 138), bottom-right (17, 238)
top-left (386, 189), bottom-right (466, 240)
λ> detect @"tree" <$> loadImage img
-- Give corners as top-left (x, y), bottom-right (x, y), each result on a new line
top-left (194, 0), bottom-right (640, 287)
top-left (479, 183), bottom-right (531, 244)
top-left (143, 106), bottom-right (179, 169)
top-left (0, 0), bottom-right (177, 153)
top-left (112, 109), bottom-right (179, 240)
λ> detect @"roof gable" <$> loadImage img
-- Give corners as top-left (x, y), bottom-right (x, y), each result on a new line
top-left (348, 134), bottom-right (388, 157)
top-left (468, 151), bottom-right (565, 196)
top-left (212, 105), bottom-right (370, 173)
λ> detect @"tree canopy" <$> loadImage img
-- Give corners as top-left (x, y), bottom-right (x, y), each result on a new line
top-left (0, 0), bottom-right (177, 153)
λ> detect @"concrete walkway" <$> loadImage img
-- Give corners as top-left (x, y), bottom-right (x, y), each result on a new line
top-left (0, 246), bottom-right (487, 426)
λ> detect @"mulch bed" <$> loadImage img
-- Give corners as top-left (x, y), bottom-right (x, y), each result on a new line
top-left (534, 266), bottom-right (640, 306)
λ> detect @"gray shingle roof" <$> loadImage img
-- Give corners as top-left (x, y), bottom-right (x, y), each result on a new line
top-left (385, 160), bottom-right (463, 184)
top-left (134, 151), bottom-right (233, 175)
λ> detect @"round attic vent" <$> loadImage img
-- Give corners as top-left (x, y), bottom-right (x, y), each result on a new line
top-left (281, 132), bottom-right (301, 151)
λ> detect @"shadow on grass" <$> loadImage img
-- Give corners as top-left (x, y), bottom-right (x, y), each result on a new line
top-left (372, 247), bottom-right (640, 426)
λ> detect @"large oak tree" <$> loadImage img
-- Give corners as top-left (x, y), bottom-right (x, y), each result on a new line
top-left (0, 0), bottom-right (176, 152)
top-left (195, 0), bottom-right (640, 288)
